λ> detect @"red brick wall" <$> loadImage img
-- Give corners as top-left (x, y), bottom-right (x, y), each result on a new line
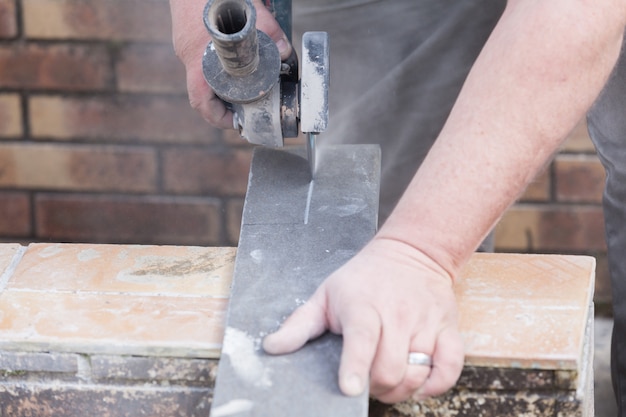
top-left (0, 1), bottom-right (611, 304)
top-left (0, 0), bottom-right (252, 247)
top-left (496, 121), bottom-right (609, 304)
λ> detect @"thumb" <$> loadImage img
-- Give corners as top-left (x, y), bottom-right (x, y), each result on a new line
top-left (251, 0), bottom-right (293, 60)
top-left (263, 296), bottom-right (328, 355)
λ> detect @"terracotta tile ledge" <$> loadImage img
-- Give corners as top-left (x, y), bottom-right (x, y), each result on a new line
top-left (0, 243), bottom-right (596, 416)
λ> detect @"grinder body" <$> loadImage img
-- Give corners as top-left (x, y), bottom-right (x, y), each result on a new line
top-left (202, 0), bottom-right (328, 156)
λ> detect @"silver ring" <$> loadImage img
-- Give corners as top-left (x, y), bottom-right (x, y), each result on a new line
top-left (408, 352), bottom-right (433, 367)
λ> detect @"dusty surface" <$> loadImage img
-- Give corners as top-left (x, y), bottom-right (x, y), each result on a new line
top-left (0, 244), bottom-right (600, 416)
top-left (0, 246), bottom-right (595, 372)
top-left (0, 243), bottom-right (235, 358)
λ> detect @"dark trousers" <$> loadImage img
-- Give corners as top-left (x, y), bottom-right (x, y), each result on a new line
top-left (588, 34), bottom-right (626, 415)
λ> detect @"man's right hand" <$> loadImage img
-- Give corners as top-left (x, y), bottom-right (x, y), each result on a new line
top-left (169, 0), bottom-right (293, 129)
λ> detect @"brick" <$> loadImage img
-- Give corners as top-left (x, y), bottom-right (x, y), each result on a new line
top-left (0, 93), bottom-right (22, 137)
top-left (23, 0), bottom-right (172, 42)
top-left (12, 244), bottom-right (234, 298)
top-left (90, 355), bottom-right (216, 384)
top-left (163, 147), bottom-right (252, 196)
top-left (520, 165), bottom-right (551, 202)
top-left (0, 383), bottom-right (212, 417)
top-left (0, 0), bottom-right (17, 38)
top-left (495, 204), bottom-right (606, 252)
top-left (226, 198), bottom-right (244, 245)
top-left (0, 351), bottom-right (78, 374)
top-left (1, 244), bottom-right (233, 357)
top-left (372, 390), bottom-right (558, 417)
top-left (0, 44), bottom-right (112, 91)
top-left (0, 290), bottom-right (228, 356)
top-left (29, 95), bottom-right (218, 144)
top-left (35, 194), bottom-right (223, 245)
top-left (0, 192), bottom-right (31, 236)
top-left (0, 143), bottom-right (157, 192)
top-left (0, 251), bottom-right (596, 416)
top-left (554, 154), bottom-right (605, 203)
top-left (116, 43), bottom-right (186, 94)
top-left (455, 367), bottom-right (555, 391)
top-left (560, 118), bottom-right (595, 153)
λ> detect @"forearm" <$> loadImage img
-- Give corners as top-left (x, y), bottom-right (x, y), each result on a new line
top-left (379, 0), bottom-right (626, 277)
top-left (169, 0), bottom-right (210, 66)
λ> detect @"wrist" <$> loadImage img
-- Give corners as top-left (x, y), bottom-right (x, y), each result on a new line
top-left (367, 235), bottom-right (457, 284)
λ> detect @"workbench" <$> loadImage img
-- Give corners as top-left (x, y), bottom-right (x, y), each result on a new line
top-left (0, 243), bottom-right (594, 416)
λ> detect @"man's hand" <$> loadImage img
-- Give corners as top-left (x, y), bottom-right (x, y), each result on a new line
top-left (169, 0), bottom-right (293, 129)
top-left (263, 237), bottom-right (464, 403)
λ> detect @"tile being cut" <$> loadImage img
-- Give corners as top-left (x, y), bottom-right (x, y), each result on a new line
top-left (211, 145), bottom-right (381, 417)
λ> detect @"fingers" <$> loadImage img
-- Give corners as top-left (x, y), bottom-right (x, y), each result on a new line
top-left (371, 322), bottom-right (463, 404)
top-left (265, 297), bottom-right (463, 403)
top-left (251, 0), bottom-right (293, 60)
top-left (414, 326), bottom-right (465, 400)
top-left (368, 316), bottom-right (412, 399)
top-left (337, 307), bottom-right (382, 396)
top-left (263, 293), bottom-right (328, 355)
top-left (186, 66), bottom-right (234, 129)
top-left (372, 326), bottom-right (435, 404)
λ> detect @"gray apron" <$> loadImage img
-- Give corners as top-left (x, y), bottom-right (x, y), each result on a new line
top-left (292, 0), bottom-right (506, 222)
top-left (588, 32), bottom-right (626, 416)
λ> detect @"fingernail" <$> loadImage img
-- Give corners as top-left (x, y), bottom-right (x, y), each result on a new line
top-left (276, 38), bottom-right (289, 55)
top-left (341, 374), bottom-right (364, 397)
